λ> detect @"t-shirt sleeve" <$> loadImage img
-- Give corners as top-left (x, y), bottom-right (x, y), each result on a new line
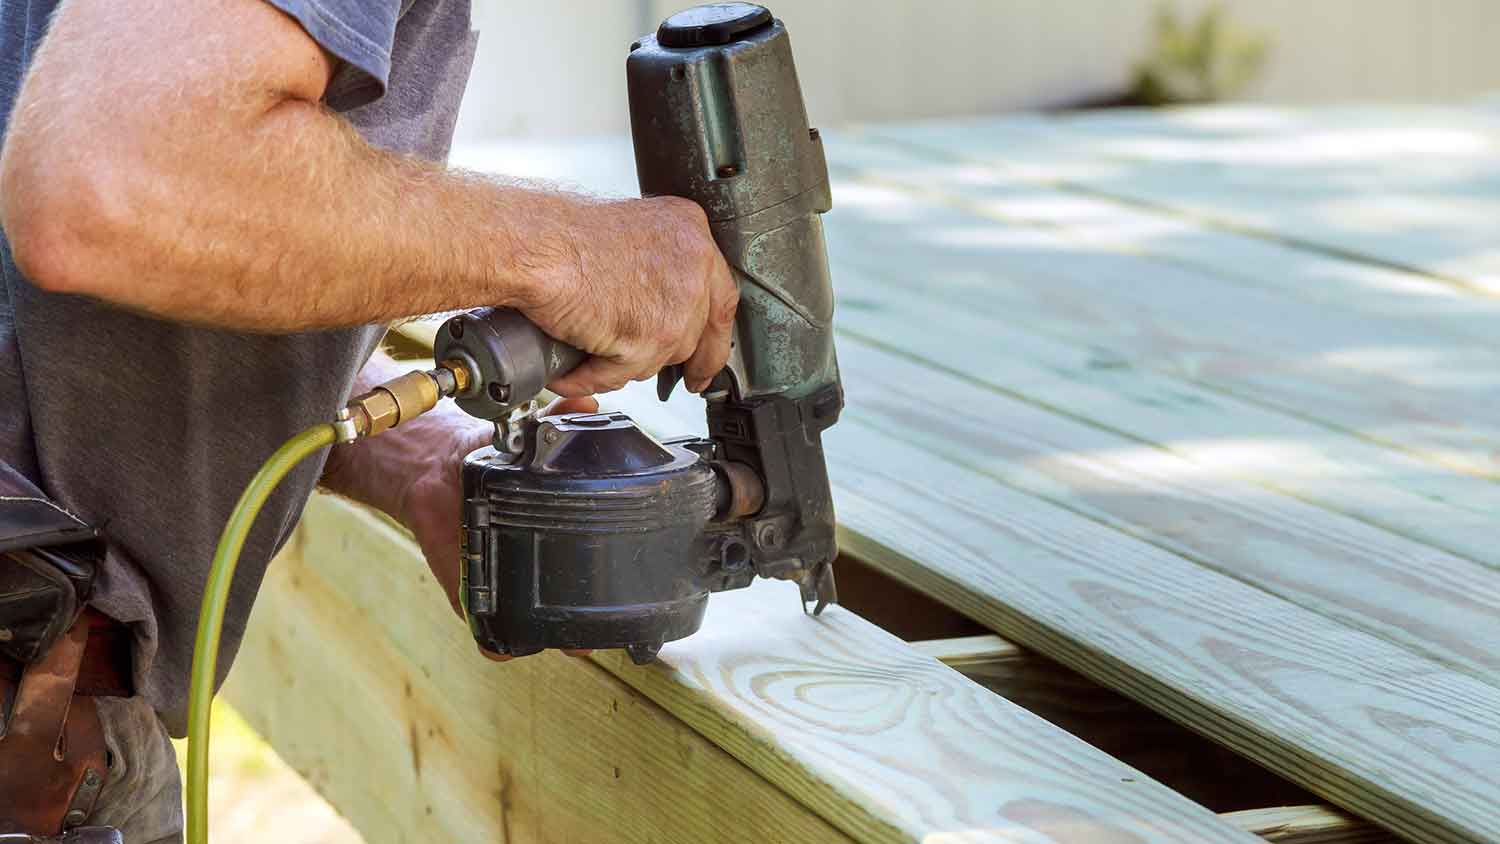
top-left (261, 0), bottom-right (402, 111)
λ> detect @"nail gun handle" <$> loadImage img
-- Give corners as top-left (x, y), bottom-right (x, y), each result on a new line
top-left (433, 307), bottom-right (586, 423)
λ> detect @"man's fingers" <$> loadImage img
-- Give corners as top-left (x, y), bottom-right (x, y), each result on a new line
top-left (548, 356), bottom-right (642, 397)
top-left (542, 395), bottom-right (600, 416)
top-left (683, 264), bottom-right (739, 391)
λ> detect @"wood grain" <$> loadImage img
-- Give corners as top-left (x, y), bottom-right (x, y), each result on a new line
top-left (824, 266), bottom-right (1500, 580)
top-left (612, 379), bottom-right (1500, 844)
top-left (827, 127), bottom-right (1500, 347)
top-left (409, 128), bottom-right (1500, 841)
top-left (593, 582), bottom-right (1261, 844)
top-left (832, 334), bottom-right (1500, 680)
top-left (822, 424), bottom-right (1500, 844)
top-left (234, 495), bottom-right (1258, 844)
top-left (821, 169), bottom-right (1500, 481)
top-left (862, 108), bottom-right (1500, 292)
top-left (1221, 805), bottom-right (1400, 844)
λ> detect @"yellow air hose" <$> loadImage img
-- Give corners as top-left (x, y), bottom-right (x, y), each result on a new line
top-left (185, 364), bottom-right (464, 844)
top-left (184, 423), bottom-right (336, 844)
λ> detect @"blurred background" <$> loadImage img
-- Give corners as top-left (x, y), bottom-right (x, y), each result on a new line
top-left (207, 2), bottom-right (1500, 841)
top-left (453, 0), bottom-right (1500, 142)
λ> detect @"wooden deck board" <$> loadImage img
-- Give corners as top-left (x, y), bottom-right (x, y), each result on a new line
top-left (821, 174), bottom-right (1500, 480)
top-left (1222, 805), bottom-right (1399, 844)
top-left (826, 271), bottom-right (1500, 582)
top-left (615, 378), bottom-right (1500, 844)
top-left (225, 495), bottom-right (858, 844)
top-left (233, 495), bottom-right (1256, 844)
top-left (862, 106), bottom-right (1500, 291)
top-left (831, 334), bottom-right (1500, 679)
top-left (594, 583), bottom-right (1261, 844)
top-left (828, 129), bottom-right (1500, 347)
top-left (916, 639), bottom-right (1316, 813)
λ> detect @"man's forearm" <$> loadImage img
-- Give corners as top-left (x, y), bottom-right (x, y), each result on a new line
top-left (3, 94), bottom-right (586, 331)
top-left (0, 0), bottom-right (589, 331)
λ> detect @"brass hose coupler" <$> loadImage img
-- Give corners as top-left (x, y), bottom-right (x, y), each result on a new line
top-left (439, 358), bottom-right (473, 395)
top-left (336, 360), bottom-right (476, 443)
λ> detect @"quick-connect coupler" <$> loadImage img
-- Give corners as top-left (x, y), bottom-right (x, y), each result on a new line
top-left (332, 361), bottom-right (474, 443)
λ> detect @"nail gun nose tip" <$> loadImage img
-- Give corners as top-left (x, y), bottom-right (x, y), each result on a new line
top-left (624, 642), bottom-right (662, 665)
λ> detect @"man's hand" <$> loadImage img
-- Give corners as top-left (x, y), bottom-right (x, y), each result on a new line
top-left (526, 197), bottom-right (739, 397)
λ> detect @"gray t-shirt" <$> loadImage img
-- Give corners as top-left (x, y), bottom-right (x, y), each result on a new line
top-left (0, 0), bottom-right (476, 734)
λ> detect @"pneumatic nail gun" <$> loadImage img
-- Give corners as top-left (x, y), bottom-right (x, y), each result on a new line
top-left (430, 3), bottom-right (843, 663)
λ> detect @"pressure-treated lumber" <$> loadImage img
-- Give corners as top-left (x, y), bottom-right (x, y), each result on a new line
top-left (615, 330), bottom-right (1500, 691)
top-left (1221, 806), bottom-right (1399, 844)
top-left (912, 639), bottom-right (1394, 838)
top-left (825, 429), bottom-right (1500, 844)
top-left (863, 108), bottom-right (1500, 293)
top-left (829, 128), bottom-right (1500, 350)
top-left (817, 169), bottom-right (1500, 579)
top-left (913, 637), bottom-right (1314, 813)
top-left (909, 634), bottom-right (1024, 666)
top-left (821, 170), bottom-right (1500, 481)
top-left (231, 494), bottom-right (1260, 844)
top-left (615, 383), bottom-right (1500, 844)
top-left (589, 580), bottom-right (1260, 843)
top-left (825, 266), bottom-right (1500, 581)
top-left (224, 494), bottom-right (855, 844)
top-left (832, 333), bottom-right (1500, 679)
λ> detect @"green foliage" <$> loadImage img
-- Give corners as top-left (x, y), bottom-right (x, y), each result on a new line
top-left (1129, 3), bottom-right (1270, 106)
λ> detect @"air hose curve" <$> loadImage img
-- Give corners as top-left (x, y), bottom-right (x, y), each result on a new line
top-left (185, 423), bottom-right (337, 844)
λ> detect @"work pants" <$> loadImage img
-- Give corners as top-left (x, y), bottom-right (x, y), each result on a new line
top-left (88, 696), bottom-right (183, 844)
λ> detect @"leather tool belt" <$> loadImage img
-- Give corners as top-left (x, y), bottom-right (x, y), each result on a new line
top-left (0, 492), bottom-right (126, 839)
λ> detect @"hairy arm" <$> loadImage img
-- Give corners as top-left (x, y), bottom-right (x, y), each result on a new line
top-left (1, 0), bottom-right (553, 327)
top-left (0, 0), bottom-right (737, 392)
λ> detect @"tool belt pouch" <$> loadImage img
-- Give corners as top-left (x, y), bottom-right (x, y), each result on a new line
top-left (0, 496), bottom-right (99, 665)
top-left (0, 489), bottom-right (111, 837)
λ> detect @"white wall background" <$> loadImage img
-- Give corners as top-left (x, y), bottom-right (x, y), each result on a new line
top-left (453, 0), bottom-right (1500, 143)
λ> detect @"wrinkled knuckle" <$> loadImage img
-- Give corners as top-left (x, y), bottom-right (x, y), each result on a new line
top-left (714, 294), bottom-right (739, 325)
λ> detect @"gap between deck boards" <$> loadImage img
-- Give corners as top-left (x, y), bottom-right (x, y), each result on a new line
top-left (909, 634), bottom-right (1396, 844)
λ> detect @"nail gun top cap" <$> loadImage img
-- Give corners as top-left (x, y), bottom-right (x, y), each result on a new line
top-left (657, 3), bottom-right (772, 48)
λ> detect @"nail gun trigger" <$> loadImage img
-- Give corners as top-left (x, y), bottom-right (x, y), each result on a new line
top-left (656, 365), bottom-right (684, 402)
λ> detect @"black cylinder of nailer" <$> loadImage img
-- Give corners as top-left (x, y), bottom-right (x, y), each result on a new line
top-left (460, 413), bottom-right (722, 662)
